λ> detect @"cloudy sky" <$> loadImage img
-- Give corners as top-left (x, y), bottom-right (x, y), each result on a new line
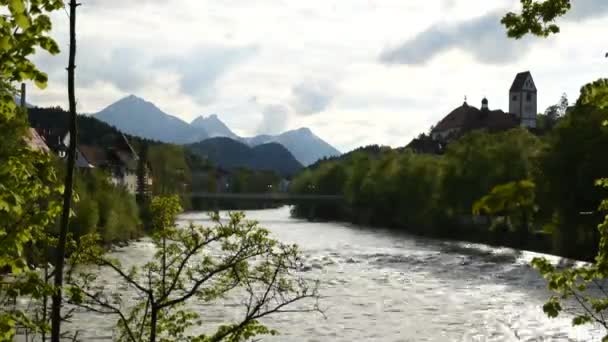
top-left (30, 0), bottom-right (608, 152)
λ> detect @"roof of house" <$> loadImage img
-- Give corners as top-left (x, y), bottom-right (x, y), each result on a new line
top-left (75, 148), bottom-right (95, 168)
top-left (25, 128), bottom-right (51, 153)
top-left (510, 71), bottom-right (534, 92)
top-left (432, 102), bottom-right (478, 132)
top-left (432, 102), bottom-right (519, 135)
top-left (79, 145), bottom-right (110, 167)
top-left (35, 128), bottom-right (67, 152)
top-left (114, 150), bottom-right (138, 170)
top-left (463, 108), bottom-right (520, 132)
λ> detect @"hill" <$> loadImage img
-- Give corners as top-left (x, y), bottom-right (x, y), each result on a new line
top-left (243, 127), bottom-right (341, 166)
top-left (187, 137), bottom-right (303, 176)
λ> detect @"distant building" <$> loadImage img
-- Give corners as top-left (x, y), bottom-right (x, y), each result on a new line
top-left (509, 71), bottom-right (538, 128)
top-left (78, 134), bottom-right (142, 193)
top-left (430, 98), bottom-right (519, 142)
top-left (35, 128), bottom-right (149, 194)
top-left (430, 71), bottom-right (537, 143)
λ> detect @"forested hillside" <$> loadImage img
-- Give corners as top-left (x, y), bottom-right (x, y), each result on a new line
top-left (187, 137), bottom-right (303, 176)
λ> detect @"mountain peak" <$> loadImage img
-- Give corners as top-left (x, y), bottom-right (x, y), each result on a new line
top-left (294, 127), bottom-right (312, 134)
top-left (122, 94), bottom-right (147, 103)
top-left (190, 114), bottom-right (238, 139)
top-left (94, 95), bottom-right (206, 144)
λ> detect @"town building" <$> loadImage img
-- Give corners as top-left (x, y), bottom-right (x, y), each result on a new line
top-left (430, 71), bottom-right (538, 143)
top-left (509, 71), bottom-right (538, 128)
top-left (35, 128), bottom-right (150, 194)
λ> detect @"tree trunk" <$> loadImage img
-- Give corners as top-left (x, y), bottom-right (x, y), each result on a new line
top-left (149, 307), bottom-right (158, 342)
top-left (50, 1), bottom-right (78, 341)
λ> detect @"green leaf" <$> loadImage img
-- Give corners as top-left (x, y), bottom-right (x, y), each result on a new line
top-left (572, 315), bottom-right (592, 326)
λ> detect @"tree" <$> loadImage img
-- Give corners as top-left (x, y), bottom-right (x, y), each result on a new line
top-left (502, 0), bottom-right (608, 58)
top-left (501, 0), bottom-right (572, 39)
top-left (531, 178), bottom-right (608, 340)
top-left (473, 180), bottom-right (537, 236)
top-left (68, 196), bottom-right (321, 342)
top-left (0, 0), bottom-right (64, 340)
top-left (50, 0), bottom-right (79, 340)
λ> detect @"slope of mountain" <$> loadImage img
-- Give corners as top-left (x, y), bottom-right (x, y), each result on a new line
top-left (244, 128), bottom-right (341, 166)
top-left (190, 114), bottom-right (239, 139)
top-left (187, 137), bottom-right (303, 176)
top-left (94, 95), bottom-right (206, 144)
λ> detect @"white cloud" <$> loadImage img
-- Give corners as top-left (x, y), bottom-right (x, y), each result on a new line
top-left (27, 0), bottom-right (608, 152)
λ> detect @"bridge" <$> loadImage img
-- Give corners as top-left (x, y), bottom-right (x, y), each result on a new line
top-left (188, 192), bottom-right (343, 204)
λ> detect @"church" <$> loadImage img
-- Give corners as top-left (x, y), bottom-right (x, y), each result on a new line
top-left (430, 71), bottom-right (538, 142)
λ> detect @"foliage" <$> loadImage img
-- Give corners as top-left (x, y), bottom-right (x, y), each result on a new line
top-left (501, 0), bottom-right (571, 38)
top-left (531, 178), bottom-right (608, 340)
top-left (291, 128), bottom-right (543, 235)
top-left (70, 169), bottom-right (142, 243)
top-left (473, 180), bottom-right (537, 233)
top-left (535, 81), bottom-right (608, 258)
top-left (541, 93), bottom-right (569, 130)
top-left (525, 79), bottom-right (608, 337)
top-left (0, 0), bottom-right (64, 340)
top-left (148, 144), bottom-right (192, 208)
top-left (68, 196), bottom-right (321, 342)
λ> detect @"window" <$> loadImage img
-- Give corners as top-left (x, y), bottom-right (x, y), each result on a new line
top-left (526, 93), bottom-right (532, 102)
top-left (512, 95), bottom-right (517, 101)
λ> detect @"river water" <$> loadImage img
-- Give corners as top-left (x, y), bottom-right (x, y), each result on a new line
top-left (68, 207), bottom-right (604, 341)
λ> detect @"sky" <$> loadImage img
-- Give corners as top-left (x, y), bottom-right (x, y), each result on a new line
top-left (29, 0), bottom-right (608, 152)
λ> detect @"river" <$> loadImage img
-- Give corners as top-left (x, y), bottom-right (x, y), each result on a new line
top-left (67, 206), bottom-right (603, 341)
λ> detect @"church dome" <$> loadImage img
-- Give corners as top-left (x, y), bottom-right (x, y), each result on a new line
top-left (481, 97), bottom-right (489, 110)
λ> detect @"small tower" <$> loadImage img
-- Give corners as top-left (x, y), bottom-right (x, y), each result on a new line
top-left (481, 97), bottom-right (489, 110)
top-left (509, 71), bottom-right (537, 128)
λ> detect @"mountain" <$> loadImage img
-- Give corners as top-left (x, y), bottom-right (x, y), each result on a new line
top-left (187, 137), bottom-right (303, 176)
top-left (93, 95), bottom-right (341, 165)
top-left (190, 114), bottom-right (239, 139)
top-left (94, 95), bottom-right (207, 144)
top-left (188, 114), bottom-right (341, 166)
top-left (244, 128), bottom-right (341, 166)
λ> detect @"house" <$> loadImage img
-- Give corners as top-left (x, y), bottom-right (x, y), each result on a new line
top-left (35, 128), bottom-right (149, 194)
top-left (78, 134), bottom-right (142, 194)
top-left (35, 129), bottom-right (94, 168)
top-left (430, 71), bottom-right (537, 143)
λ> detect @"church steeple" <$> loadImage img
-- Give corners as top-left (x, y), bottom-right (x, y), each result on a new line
top-left (481, 97), bottom-right (488, 110)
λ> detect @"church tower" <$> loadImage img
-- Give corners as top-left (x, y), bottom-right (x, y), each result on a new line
top-left (509, 71), bottom-right (537, 128)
